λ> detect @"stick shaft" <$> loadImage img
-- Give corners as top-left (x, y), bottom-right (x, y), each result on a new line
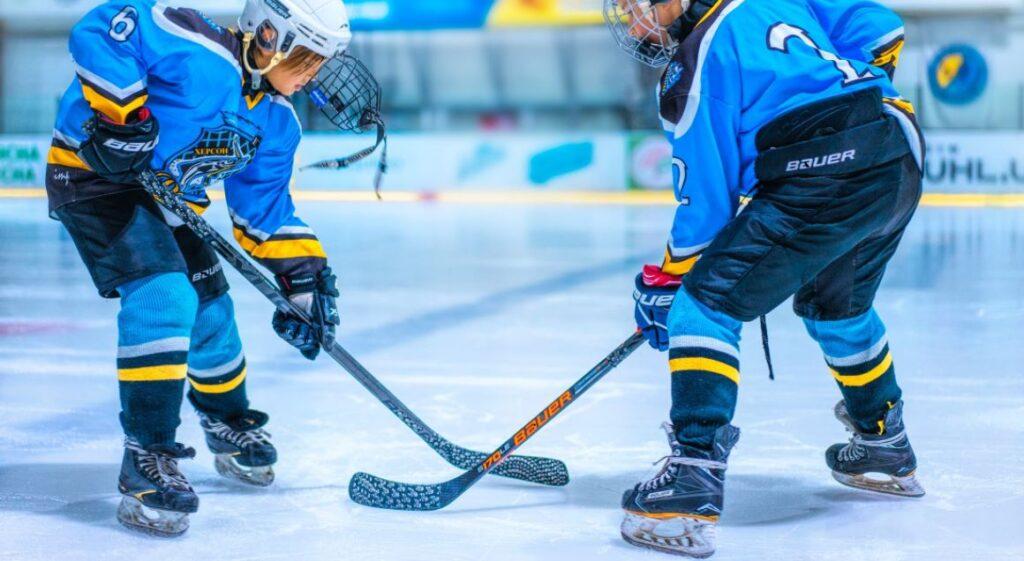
top-left (137, 171), bottom-right (567, 485)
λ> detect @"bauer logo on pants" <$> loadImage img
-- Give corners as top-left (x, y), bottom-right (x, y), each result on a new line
top-left (786, 150), bottom-right (856, 172)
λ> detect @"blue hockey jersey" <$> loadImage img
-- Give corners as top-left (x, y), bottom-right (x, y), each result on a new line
top-left (46, 0), bottom-right (325, 278)
top-left (657, 0), bottom-right (922, 275)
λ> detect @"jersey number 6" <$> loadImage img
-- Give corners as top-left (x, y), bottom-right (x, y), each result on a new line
top-left (767, 23), bottom-right (877, 86)
top-left (109, 7), bottom-right (139, 42)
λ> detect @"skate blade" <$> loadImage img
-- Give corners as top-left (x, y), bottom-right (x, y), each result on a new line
top-left (620, 511), bottom-right (717, 558)
top-left (214, 454), bottom-right (275, 487)
top-left (832, 470), bottom-right (925, 497)
top-left (117, 496), bottom-right (189, 537)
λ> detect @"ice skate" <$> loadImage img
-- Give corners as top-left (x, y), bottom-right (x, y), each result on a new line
top-left (198, 409), bottom-right (277, 487)
top-left (826, 400), bottom-right (924, 497)
top-left (620, 423), bottom-right (740, 558)
top-left (117, 439), bottom-right (199, 537)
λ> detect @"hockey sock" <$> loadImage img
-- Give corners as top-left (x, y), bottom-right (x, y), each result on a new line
top-left (186, 293), bottom-right (250, 420)
top-left (803, 308), bottom-right (902, 433)
top-left (668, 287), bottom-right (743, 449)
top-left (116, 273), bottom-right (198, 447)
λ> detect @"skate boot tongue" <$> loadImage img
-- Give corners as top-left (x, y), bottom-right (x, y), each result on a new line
top-left (147, 442), bottom-right (197, 460)
top-left (223, 409), bottom-right (270, 432)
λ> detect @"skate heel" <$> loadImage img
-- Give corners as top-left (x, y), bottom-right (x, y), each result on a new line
top-left (214, 453), bottom-right (275, 487)
top-left (621, 511), bottom-right (718, 558)
top-left (831, 469), bottom-right (925, 497)
top-left (117, 496), bottom-right (190, 537)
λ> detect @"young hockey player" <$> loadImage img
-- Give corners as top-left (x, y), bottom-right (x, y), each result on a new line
top-left (45, 0), bottom-right (354, 536)
top-left (605, 0), bottom-right (925, 556)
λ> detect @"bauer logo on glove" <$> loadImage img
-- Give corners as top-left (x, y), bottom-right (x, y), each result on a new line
top-left (633, 264), bottom-right (683, 351)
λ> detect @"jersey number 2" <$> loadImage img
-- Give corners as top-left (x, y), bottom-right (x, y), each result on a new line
top-left (109, 7), bottom-right (138, 42)
top-left (768, 23), bottom-right (877, 86)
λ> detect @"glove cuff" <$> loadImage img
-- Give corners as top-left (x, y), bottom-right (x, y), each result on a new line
top-left (276, 266), bottom-right (338, 296)
top-left (641, 264), bottom-right (683, 288)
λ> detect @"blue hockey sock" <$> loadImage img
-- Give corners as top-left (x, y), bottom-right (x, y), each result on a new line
top-left (186, 293), bottom-right (249, 420)
top-left (116, 273), bottom-right (198, 447)
top-left (667, 287), bottom-right (743, 449)
top-left (804, 308), bottom-right (902, 433)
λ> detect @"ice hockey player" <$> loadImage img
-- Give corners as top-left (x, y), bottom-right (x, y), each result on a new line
top-left (605, 0), bottom-right (926, 556)
top-left (45, 0), bottom-right (354, 536)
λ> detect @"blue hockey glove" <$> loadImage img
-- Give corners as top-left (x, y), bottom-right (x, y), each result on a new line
top-left (633, 264), bottom-right (683, 351)
top-left (272, 267), bottom-right (340, 360)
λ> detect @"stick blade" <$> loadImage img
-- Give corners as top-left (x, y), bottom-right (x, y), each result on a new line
top-left (436, 442), bottom-right (570, 487)
top-left (348, 472), bottom-right (456, 511)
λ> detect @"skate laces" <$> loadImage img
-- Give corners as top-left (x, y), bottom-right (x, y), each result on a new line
top-left (126, 440), bottom-right (195, 491)
top-left (205, 417), bottom-right (273, 448)
top-left (637, 423), bottom-right (726, 492)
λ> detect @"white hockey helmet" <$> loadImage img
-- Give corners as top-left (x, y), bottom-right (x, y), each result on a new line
top-left (239, 0), bottom-right (353, 78)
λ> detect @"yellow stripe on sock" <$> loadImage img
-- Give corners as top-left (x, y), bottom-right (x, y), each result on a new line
top-left (669, 357), bottom-right (740, 385)
top-left (188, 369), bottom-right (247, 394)
top-left (118, 364), bottom-right (187, 382)
top-left (830, 352), bottom-right (893, 387)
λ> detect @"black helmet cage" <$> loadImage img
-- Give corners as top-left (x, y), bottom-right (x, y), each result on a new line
top-left (305, 53), bottom-right (382, 133)
top-left (302, 53), bottom-right (388, 198)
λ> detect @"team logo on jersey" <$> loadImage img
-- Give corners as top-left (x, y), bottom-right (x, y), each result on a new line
top-left (159, 116), bottom-right (262, 193)
top-left (661, 61), bottom-right (684, 96)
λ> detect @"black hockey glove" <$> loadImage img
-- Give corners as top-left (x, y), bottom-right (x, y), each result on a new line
top-left (272, 268), bottom-right (340, 360)
top-left (78, 108), bottom-right (159, 185)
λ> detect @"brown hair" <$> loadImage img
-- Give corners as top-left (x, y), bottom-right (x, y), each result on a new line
top-left (278, 47), bottom-right (327, 73)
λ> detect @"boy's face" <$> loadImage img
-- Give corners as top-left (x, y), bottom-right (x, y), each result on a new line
top-left (265, 58), bottom-right (327, 96)
top-left (620, 0), bottom-right (685, 45)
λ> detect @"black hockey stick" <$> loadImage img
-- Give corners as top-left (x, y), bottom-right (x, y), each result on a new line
top-left (137, 170), bottom-right (569, 487)
top-left (349, 331), bottom-right (646, 511)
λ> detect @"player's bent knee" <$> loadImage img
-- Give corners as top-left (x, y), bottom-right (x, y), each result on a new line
top-left (802, 308), bottom-right (887, 353)
top-left (118, 272), bottom-right (200, 334)
top-left (668, 287), bottom-right (743, 345)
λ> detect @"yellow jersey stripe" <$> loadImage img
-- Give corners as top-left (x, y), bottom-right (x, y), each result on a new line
top-left (669, 357), bottom-right (740, 385)
top-left (188, 368), bottom-right (247, 394)
top-left (697, 0), bottom-right (724, 28)
top-left (662, 249), bottom-right (699, 276)
top-left (47, 146), bottom-right (91, 171)
top-left (118, 364), bottom-right (188, 382)
top-left (873, 39), bottom-right (904, 67)
top-left (884, 97), bottom-right (916, 116)
top-left (830, 352), bottom-right (893, 387)
top-left (235, 229), bottom-right (326, 260)
top-left (81, 83), bottom-right (147, 125)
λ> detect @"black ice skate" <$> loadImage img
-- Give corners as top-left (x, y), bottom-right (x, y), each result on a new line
top-left (826, 399), bottom-right (924, 497)
top-left (620, 422), bottom-right (740, 558)
top-left (198, 409), bottom-right (277, 487)
top-left (117, 439), bottom-right (199, 537)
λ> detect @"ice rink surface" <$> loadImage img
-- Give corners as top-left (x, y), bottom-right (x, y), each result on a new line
top-left (1, 197), bottom-right (1022, 561)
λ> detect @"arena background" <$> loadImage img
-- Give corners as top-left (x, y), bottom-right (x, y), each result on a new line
top-left (0, 0), bottom-right (1022, 196)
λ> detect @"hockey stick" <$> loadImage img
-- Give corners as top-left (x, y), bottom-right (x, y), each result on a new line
top-left (137, 170), bottom-right (569, 487)
top-left (349, 331), bottom-right (647, 511)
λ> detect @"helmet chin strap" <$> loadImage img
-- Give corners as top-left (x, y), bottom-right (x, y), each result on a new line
top-left (241, 32), bottom-right (287, 92)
